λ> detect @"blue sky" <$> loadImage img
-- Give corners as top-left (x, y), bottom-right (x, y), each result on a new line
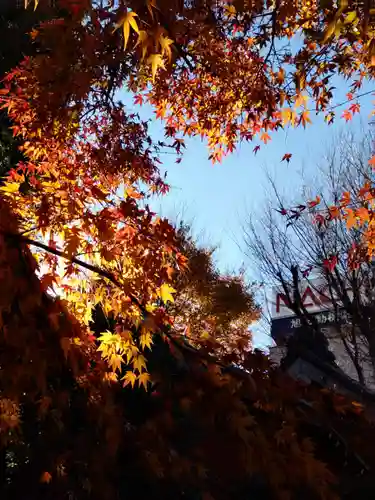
top-left (121, 79), bottom-right (375, 349)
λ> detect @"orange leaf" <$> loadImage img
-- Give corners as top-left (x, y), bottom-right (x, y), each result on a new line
top-left (40, 471), bottom-right (52, 484)
top-left (260, 132), bottom-right (271, 144)
top-left (341, 109), bottom-right (352, 122)
top-left (356, 206), bottom-right (370, 224)
top-left (345, 208), bottom-right (356, 229)
top-left (299, 110), bottom-right (312, 127)
top-left (340, 191), bottom-right (351, 206)
top-left (329, 205), bottom-right (340, 219)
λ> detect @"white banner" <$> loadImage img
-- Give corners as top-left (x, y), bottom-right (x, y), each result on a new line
top-left (269, 278), bottom-right (353, 320)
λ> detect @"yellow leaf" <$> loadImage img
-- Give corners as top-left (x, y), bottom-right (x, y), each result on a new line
top-left (122, 371), bottom-right (137, 388)
top-left (114, 11), bottom-right (139, 51)
top-left (299, 110), bottom-right (312, 127)
top-left (103, 372), bottom-right (118, 383)
top-left (147, 53), bottom-right (165, 82)
top-left (98, 330), bottom-right (114, 344)
top-left (281, 108), bottom-right (296, 126)
top-left (0, 182), bottom-right (21, 194)
top-left (25, 0), bottom-right (39, 10)
top-left (138, 372), bottom-right (150, 390)
top-left (200, 330), bottom-right (212, 340)
top-left (127, 12), bottom-right (139, 34)
top-left (295, 93), bottom-right (308, 108)
top-left (133, 354), bottom-right (147, 373)
top-left (159, 283), bottom-right (176, 304)
top-left (146, 303), bottom-right (157, 313)
top-left (344, 11), bottom-right (357, 24)
top-left (140, 331), bottom-right (153, 350)
top-left (109, 354), bottom-right (123, 372)
top-left (134, 30), bottom-right (148, 50)
top-left (224, 4), bottom-right (236, 18)
top-left (159, 34), bottom-right (174, 61)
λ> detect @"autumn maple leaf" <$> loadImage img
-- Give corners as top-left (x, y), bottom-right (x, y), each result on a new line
top-left (260, 132), bottom-right (271, 144)
top-left (349, 102), bottom-right (360, 115)
top-left (134, 94), bottom-right (144, 106)
top-left (40, 471), bottom-right (52, 484)
top-left (341, 109), bottom-right (352, 122)
top-left (308, 196), bottom-right (321, 209)
top-left (281, 153), bottom-right (292, 163)
top-left (299, 110), bottom-right (312, 128)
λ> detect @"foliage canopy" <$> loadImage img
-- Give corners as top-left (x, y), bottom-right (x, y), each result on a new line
top-left (1, 0), bottom-right (375, 499)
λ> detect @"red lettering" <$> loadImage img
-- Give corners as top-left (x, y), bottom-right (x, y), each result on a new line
top-left (276, 285), bottom-right (334, 313)
top-left (276, 292), bottom-right (291, 313)
top-left (301, 286), bottom-right (321, 307)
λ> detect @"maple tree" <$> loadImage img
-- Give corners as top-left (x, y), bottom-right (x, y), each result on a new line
top-left (169, 223), bottom-right (259, 364)
top-left (1, 0), bottom-right (375, 499)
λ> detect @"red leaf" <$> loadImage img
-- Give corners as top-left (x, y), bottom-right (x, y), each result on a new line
top-left (134, 95), bottom-right (144, 106)
top-left (308, 196), bottom-right (321, 209)
top-left (323, 255), bottom-right (338, 273)
top-left (253, 145), bottom-right (260, 154)
top-left (349, 102), bottom-right (360, 115)
top-left (314, 214), bottom-right (325, 228)
top-left (281, 153), bottom-right (292, 163)
top-left (277, 207), bottom-right (288, 216)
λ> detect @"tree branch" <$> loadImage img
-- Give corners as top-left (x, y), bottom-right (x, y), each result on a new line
top-left (0, 230), bottom-right (257, 391)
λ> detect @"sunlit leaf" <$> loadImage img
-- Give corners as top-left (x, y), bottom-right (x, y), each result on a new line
top-left (159, 283), bottom-right (176, 304)
top-left (121, 371), bottom-right (137, 388)
top-left (147, 53), bottom-right (165, 82)
top-left (138, 372), bottom-right (150, 390)
top-left (113, 11), bottom-right (139, 51)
